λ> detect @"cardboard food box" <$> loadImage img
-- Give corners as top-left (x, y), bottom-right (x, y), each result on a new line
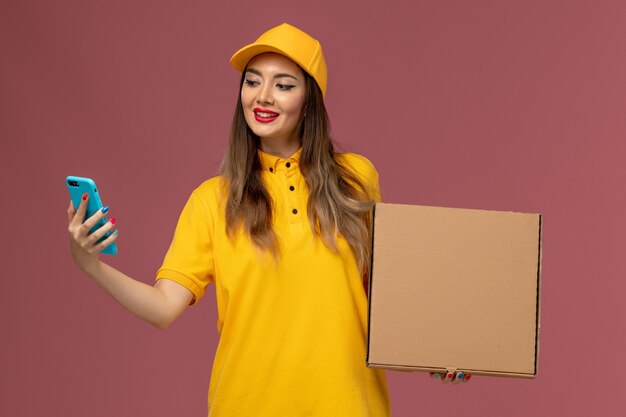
top-left (365, 203), bottom-right (542, 378)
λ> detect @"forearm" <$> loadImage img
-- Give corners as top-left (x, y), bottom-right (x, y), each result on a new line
top-left (84, 261), bottom-right (169, 329)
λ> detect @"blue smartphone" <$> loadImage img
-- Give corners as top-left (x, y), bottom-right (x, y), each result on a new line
top-left (66, 176), bottom-right (118, 255)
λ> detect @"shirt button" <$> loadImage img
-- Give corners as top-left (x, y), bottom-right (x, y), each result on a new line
top-left (289, 185), bottom-right (295, 191)
top-left (286, 162), bottom-right (291, 168)
top-left (292, 208), bottom-right (298, 214)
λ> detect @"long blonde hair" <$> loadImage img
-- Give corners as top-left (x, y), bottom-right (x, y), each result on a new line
top-left (218, 66), bottom-right (377, 290)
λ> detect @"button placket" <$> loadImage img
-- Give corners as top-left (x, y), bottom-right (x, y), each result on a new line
top-left (285, 158), bottom-right (300, 224)
top-left (286, 159), bottom-right (296, 192)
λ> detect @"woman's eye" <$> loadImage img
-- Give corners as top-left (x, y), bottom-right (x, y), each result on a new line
top-left (277, 84), bottom-right (295, 91)
top-left (244, 79), bottom-right (258, 87)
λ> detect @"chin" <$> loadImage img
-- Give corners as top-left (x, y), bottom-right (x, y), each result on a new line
top-left (248, 122), bottom-right (283, 139)
top-left (249, 125), bottom-right (275, 138)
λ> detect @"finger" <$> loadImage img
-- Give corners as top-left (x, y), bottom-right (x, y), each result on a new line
top-left (429, 372), bottom-right (442, 380)
top-left (463, 373), bottom-right (471, 383)
top-left (441, 371), bottom-right (453, 384)
top-left (80, 204), bottom-right (111, 238)
top-left (87, 217), bottom-right (117, 245)
top-left (70, 192), bottom-right (89, 228)
top-left (452, 371), bottom-right (463, 384)
top-left (92, 228), bottom-right (119, 253)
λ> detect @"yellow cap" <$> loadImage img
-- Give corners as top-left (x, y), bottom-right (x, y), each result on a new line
top-left (230, 23), bottom-right (328, 98)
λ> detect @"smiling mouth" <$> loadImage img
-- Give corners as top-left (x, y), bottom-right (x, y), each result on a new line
top-left (253, 108), bottom-right (279, 123)
top-left (254, 111), bottom-right (279, 118)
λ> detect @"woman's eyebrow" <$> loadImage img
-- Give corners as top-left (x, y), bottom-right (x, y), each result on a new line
top-left (246, 67), bottom-right (298, 81)
top-left (273, 73), bottom-right (298, 81)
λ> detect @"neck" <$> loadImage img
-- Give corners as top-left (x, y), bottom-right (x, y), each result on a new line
top-left (259, 137), bottom-right (302, 158)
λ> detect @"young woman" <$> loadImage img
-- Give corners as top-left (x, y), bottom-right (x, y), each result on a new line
top-left (67, 23), bottom-right (468, 417)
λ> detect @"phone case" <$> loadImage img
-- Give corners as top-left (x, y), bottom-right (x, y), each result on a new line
top-left (66, 176), bottom-right (117, 255)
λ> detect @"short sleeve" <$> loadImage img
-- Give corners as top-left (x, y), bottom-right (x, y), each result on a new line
top-left (367, 160), bottom-right (382, 203)
top-left (342, 153), bottom-right (382, 203)
top-left (155, 189), bottom-right (215, 305)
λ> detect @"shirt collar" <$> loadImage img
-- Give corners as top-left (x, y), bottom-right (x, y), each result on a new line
top-left (257, 146), bottom-right (303, 173)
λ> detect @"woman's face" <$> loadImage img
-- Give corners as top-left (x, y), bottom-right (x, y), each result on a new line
top-left (241, 52), bottom-right (307, 144)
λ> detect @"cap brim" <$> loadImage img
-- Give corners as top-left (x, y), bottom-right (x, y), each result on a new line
top-left (230, 43), bottom-right (309, 75)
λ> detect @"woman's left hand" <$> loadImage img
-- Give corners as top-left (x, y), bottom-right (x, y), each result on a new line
top-left (429, 371), bottom-right (472, 384)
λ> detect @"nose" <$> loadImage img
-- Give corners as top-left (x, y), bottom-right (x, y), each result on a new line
top-left (256, 82), bottom-right (274, 105)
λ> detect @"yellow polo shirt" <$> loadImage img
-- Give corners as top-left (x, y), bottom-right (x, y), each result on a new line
top-left (155, 146), bottom-right (390, 417)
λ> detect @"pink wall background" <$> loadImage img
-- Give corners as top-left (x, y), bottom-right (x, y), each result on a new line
top-left (2, 0), bottom-right (624, 416)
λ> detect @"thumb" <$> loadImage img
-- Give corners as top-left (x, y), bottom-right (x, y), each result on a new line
top-left (67, 199), bottom-right (75, 223)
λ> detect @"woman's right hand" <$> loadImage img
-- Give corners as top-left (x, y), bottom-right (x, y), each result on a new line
top-left (429, 370), bottom-right (471, 384)
top-left (67, 193), bottom-right (118, 274)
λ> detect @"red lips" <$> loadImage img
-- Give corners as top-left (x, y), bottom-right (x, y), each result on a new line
top-left (253, 107), bottom-right (279, 123)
